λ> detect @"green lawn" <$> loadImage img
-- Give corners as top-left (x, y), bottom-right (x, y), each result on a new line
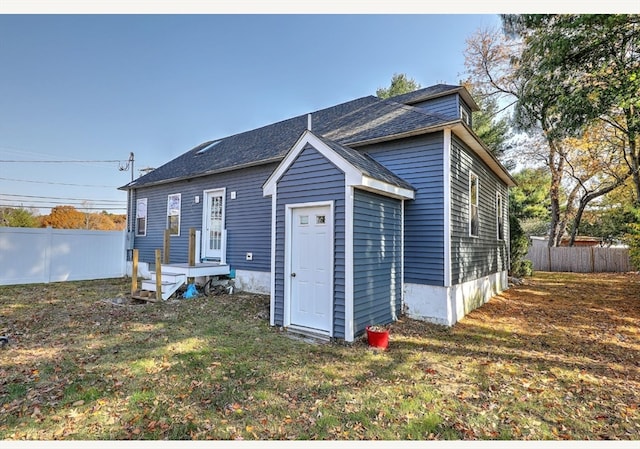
top-left (1, 272), bottom-right (638, 440)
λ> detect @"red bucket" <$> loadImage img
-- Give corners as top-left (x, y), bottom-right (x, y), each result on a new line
top-left (366, 326), bottom-right (389, 349)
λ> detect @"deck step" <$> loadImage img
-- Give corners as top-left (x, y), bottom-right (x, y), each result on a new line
top-left (149, 272), bottom-right (186, 283)
top-left (131, 289), bottom-right (159, 302)
top-left (140, 272), bottom-right (187, 300)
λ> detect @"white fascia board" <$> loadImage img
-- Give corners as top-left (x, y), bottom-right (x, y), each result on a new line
top-left (452, 123), bottom-right (516, 187)
top-left (360, 176), bottom-right (415, 200)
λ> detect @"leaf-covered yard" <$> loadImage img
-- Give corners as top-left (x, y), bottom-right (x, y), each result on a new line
top-left (1, 272), bottom-right (638, 440)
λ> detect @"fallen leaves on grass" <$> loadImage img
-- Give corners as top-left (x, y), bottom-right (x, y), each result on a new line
top-left (1, 273), bottom-right (639, 440)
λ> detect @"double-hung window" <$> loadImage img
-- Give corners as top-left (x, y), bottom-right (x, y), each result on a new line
top-left (167, 193), bottom-right (181, 236)
top-left (496, 192), bottom-right (504, 241)
top-left (469, 172), bottom-right (479, 237)
top-left (136, 198), bottom-right (147, 237)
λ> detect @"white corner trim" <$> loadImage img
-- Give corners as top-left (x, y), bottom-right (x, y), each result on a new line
top-left (401, 199), bottom-right (405, 311)
top-left (269, 190), bottom-right (277, 326)
top-left (443, 129), bottom-right (452, 287)
top-left (344, 185), bottom-right (355, 342)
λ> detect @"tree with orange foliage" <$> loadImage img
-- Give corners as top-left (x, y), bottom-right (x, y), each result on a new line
top-left (41, 205), bottom-right (86, 229)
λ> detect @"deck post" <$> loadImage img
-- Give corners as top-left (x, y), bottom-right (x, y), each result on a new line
top-left (187, 228), bottom-right (197, 285)
top-left (189, 228), bottom-right (196, 267)
top-left (155, 249), bottom-right (162, 300)
top-left (131, 249), bottom-right (139, 295)
top-left (163, 229), bottom-right (170, 264)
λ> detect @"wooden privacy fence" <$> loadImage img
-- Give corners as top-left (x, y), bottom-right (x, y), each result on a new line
top-left (526, 246), bottom-right (632, 273)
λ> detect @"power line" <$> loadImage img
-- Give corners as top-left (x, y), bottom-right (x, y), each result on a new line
top-left (0, 204), bottom-right (126, 211)
top-left (0, 193), bottom-right (125, 203)
top-left (0, 159), bottom-right (123, 163)
top-left (0, 177), bottom-right (118, 188)
top-left (0, 199), bottom-right (125, 206)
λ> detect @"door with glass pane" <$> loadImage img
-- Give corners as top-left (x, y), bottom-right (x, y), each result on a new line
top-left (203, 189), bottom-right (225, 260)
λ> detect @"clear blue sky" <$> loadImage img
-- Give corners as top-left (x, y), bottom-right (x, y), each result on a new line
top-left (0, 14), bottom-right (504, 214)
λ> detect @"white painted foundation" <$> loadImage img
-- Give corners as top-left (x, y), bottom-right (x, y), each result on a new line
top-left (126, 261), bottom-right (152, 279)
top-left (404, 271), bottom-right (508, 326)
top-left (233, 269), bottom-right (271, 295)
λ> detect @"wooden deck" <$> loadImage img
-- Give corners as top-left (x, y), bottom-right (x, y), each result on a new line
top-left (159, 262), bottom-right (230, 278)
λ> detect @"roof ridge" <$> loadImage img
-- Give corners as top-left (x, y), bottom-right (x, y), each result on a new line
top-left (206, 94), bottom-right (381, 144)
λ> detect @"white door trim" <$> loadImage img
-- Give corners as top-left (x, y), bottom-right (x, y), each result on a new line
top-left (201, 188), bottom-right (226, 261)
top-left (284, 200), bottom-right (334, 336)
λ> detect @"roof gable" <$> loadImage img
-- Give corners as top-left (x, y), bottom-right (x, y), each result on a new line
top-left (263, 131), bottom-right (415, 200)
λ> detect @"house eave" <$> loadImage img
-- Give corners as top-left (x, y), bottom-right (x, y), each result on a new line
top-left (347, 120), bottom-right (515, 188)
top-left (121, 120), bottom-right (514, 192)
top-left (119, 156), bottom-right (283, 191)
top-left (401, 86), bottom-right (480, 112)
top-left (360, 176), bottom-right (415, 200)
top-left (451, 122), bottom-right (517, 187)
top-left (345, 120), bottom-right (461, 148)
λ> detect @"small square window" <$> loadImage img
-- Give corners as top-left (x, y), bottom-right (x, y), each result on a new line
top-left (316, 215), bottom-right (326, 225)
top-left (299, 215), bottom-right (309, 225)
top-left (460, 106), bottom-right (471, 126)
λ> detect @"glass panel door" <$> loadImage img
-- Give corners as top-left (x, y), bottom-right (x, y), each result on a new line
top-left (203, 190), bottom-right (225, 260)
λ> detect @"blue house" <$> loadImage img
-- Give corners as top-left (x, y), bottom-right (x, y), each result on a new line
top-left (120, 84), bottom-right (516, 342)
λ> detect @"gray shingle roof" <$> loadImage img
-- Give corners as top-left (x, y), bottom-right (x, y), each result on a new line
top-left (121, 88), bottom-right (461, 190)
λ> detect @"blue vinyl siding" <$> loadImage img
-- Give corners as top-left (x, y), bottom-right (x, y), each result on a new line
top-left (411, 93), bottom-right (473, 127)
top-left (274, 145), bottom-right (346, 338)
top-left (131, 163), bottom-right (275, 272)
top-left (450, 135), bottom-right (509, 284)
top-left (362, 133), bottom-right (445, 286)
top-left (411, 94), bottom-right (459, 121)
top-left (353, 190), bottom-right (402, 336)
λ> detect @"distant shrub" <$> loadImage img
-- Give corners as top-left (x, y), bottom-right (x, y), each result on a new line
top-left (510, 214), bottom-right (533, 277)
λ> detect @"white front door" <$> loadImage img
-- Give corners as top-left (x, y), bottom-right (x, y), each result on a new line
top-left (203, 189), bottom-right (225, 260)
top-left (289, 205), bottom-right (333, 333)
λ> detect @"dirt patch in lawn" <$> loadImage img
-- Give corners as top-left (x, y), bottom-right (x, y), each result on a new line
top-left (0, 272), bottom-right (638, 440)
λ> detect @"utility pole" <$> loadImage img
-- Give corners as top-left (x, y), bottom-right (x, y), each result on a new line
top-left (118, 152), bottom-right (136, 262)
top-left (119, 152), bottom-right (135, 233)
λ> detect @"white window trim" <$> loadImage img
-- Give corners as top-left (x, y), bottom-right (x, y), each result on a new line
top-left (460, 105), bottom-right (470, 126)
top-left (496, 191), bottom-right (504, 241)
top-left (469, 171), bottom-right (479, 238)
top-left (167, 193), bottom-right (181, 236)
top-left (201, 188), bottom-right (227, 263)
top-left (135, 197), bottom-right (147, 237)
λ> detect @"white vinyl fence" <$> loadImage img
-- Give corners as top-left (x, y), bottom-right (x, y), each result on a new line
top-left (526, 246), bottom-right (632, 273)
top-left (0, 227), bottom-right (126, 286)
